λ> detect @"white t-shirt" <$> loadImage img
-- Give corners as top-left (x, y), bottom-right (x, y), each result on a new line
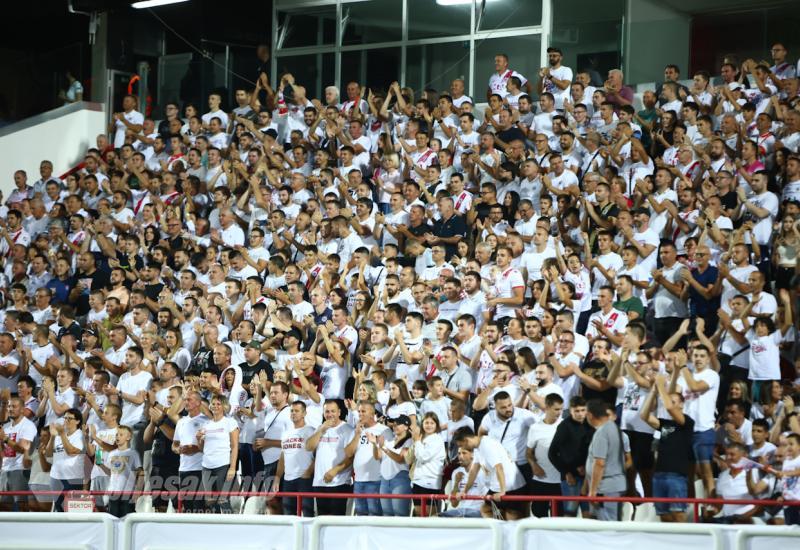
top-left (746, 191), bottom-right (779, 245)
top-left (174, 414), bottom-right (209, 472)
top-left (747, 330), bottom-right (783, 380)
top-left (492, 267), bottom-right (525, 319)
top-left (50, 430), bottom-right (85, 480)
top-left (519, 248), bottom-right (556, 283)
top-left (201, 416), bottom-right (238, 469)
top-left (313, 422), bottom-right (355, 487)
top-left (113, 110), bottom-right (144, 148)
top-left (261, 405), bottom-right (292, 465)
top-left (591, 252), bottom-right (623, 297)
top-left (489, 70), bottom-right (527, 99)
top-left (107, 448), bottom-right (141, 493)
top-left (620, 378), bottom-right (654, 434)
top-left (281, 425), bottom-right (316, 481)
top-left (452, 465), bottom-right (487, 511)
top-left (475, 436), bottom-right (525, 492)
top-left (541, 66), bottom-right (573, 110)
top-left (411, 433), bottom-right (446, 490)
top-left (380, 436), bottom-right (412, 480)
top-left (720, 265), bottom-right (759, 313)
top-left (780, 455), bottom-right (800, 500)
top-left (44, 387), bottom-right (78, 427)
top-left (717, 468), bottom-right (754, 516)
top-left (385, 401), bottom-right (417, 422)
top-left (353, 423), bottom-right (392, 482)
top-left (480, 408), bottom-right (536, 465)
top-left (1, 417), bottom-right (37, 471)
top-left (116, 370), bottom-right (153, 427)
top-left (320, 360), bottom-right (347, 400)
top-left (678, 368), bottom-right (719, 432)
top-left (527, 419), bottom-right (561, 483)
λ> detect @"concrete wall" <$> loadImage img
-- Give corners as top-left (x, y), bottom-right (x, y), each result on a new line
top-left (0, 102), bottom-right (106, 198)
top-left (624, 0), bottom-right (691, 85)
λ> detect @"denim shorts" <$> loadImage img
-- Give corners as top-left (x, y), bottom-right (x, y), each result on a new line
top-left (691, 429), bottom-right (715, 463)
top-left (652, 472), bottom-right (687, 515)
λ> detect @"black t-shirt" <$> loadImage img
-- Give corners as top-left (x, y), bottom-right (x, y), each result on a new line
top-left (580, 359), bottom-right (618, 406)
top-left (58, 320), bottom-right (82, 341)
top-left (189, 347), bottom-right (215, 376)
top-left (655, 416), bottom-right (695, 475)
top-left (150, 416), bottom-right (181, 469)
top-left (144, 282), bottom-right (165, 302)
top-left (497, 126), bottom-right (526, 147)
top-left (114, 250), bottom-right (144, 273)
top-left (165, 235), bottom-right (186, 254)
top-left (407, 222), bottom-right (430, 238)
top-left (473, 201), bottom-right (495, 223)
top-left (238, 359), bottom-right (273, 387)
top-left (432, 214), bottom-right (468, 260)
top-left (70, 268), bottom-right (111, 315)
top-left (588, 202), bottom-right (619, 251)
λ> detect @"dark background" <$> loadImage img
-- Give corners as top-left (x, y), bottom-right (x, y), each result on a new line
top-left (0, 0), bottom-right (273, 123)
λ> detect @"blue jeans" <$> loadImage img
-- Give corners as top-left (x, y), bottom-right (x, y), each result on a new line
top-left (652, 472), bottom-right (687, 515)
top-left (354, 480), bottom-right (382, 515)
top-left (560, 475), bottom-right (588, 515)
top-left (380, 470), bottom-right (412, 516)
top-left (51, 478), bottom-right (84, 512)
top-left (282, 477), bottom-right (314, 517)
top-left (691, 429), bottom-right (716, 464)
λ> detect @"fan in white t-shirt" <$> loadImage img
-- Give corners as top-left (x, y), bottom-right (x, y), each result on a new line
top-left (306, 401), bottom-right (355, 515)
top-left (454, 428), bottom-right (526, 520)
top-left (538, 48), bottom-right (573, 110)
top-left (272, 401), bottom-right (316, 516)
top-left (676, 346), bottom-right (719, 497)
top-left (743, 290), bottom-right (793, 382)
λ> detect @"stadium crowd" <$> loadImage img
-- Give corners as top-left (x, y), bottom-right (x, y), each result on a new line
top-left (1, 42), bottom-right (800, 524)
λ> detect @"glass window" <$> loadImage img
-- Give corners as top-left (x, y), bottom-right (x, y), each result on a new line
top-left (341, 48), bottom-right (401, 93)
top-left (474, 34), bottom-right (542, 99)
top-left (477, 0), bottom-right (542, 31)
top-left (408, 0), bottom-right (471, 39)
top-left (551, 0), bottom-right (623, 88)
top-left (342, 0), bottom-right (403, 45)
top-left (406, 42), bottom-right (471, 98)
top-left (274, 53), bottom-right (335, 102)
top-left (277, 6), bottom-right (336, 49)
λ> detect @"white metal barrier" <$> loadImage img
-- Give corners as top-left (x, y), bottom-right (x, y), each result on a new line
top-left (1, 512), bottom-right (798, 550)
top-left (309, 516), bottom-right (504, 550)
top-left (120, 513), bottom-right (306, 550)
top-left (733, 525), bottom-right (800, 550)
top-left (0, 512), bottom-right (116, 550)
top-left (513, 518), bottom-right (724, 550)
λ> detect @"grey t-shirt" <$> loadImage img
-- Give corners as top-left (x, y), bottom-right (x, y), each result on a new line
top-left (585, 420), bottom-right (626, 494)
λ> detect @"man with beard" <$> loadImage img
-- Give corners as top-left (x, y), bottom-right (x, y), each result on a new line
top-left (136, 263), bottom-right (165, 313)
top-left (105, 268), bottom-right (131, 311)
top-left (702, 137), bottom-right (733, 175)
top-left (538, 47), bottom-right (573, 111)
top-left (518, 362), bottom-right (564, 420)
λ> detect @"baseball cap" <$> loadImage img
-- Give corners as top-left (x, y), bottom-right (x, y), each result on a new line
top-left (246, 340), bottom-right (261, 350)
top-left (394, 415), bottom-right (412, 427)
top-left (82, 327), bottom-right (98, 337)
top-left (728, 82), bottom-right (743, 91)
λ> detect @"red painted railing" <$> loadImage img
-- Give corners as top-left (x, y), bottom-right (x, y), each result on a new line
top-left (3, 490), bottom-right (799, 523)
